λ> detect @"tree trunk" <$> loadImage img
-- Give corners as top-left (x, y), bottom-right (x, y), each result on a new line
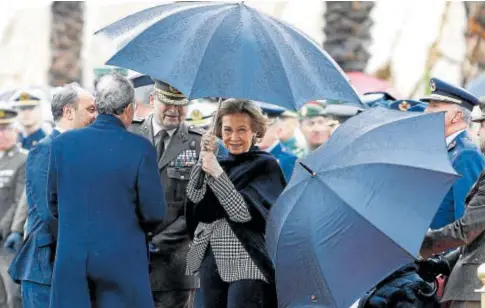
top-left (49, 1), bottom-right (84, 86)
top-left (323, 1), bottom-right (375, 72)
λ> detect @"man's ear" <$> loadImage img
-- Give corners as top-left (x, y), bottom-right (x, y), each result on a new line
top-left (149, 95), bottom-right (155, 108)
top-left (63, 105), bottom-right (73, 120)
top-left (452, 109), bottom-right (463, 124)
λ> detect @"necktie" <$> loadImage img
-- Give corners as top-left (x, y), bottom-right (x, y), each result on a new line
top-left (156, 130), bottom-right (168, 161)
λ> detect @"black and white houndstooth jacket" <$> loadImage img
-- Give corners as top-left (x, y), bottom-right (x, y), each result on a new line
top-left (185, 164), bottom-right (267, 283)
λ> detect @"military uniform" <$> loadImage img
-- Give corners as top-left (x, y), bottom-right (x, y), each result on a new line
top-left (0, 108), bottom-right (25, 308)
top-left (419, 78), bottom-right (485, 308)
top-left (9, 90), bottom-right (46, 150)
top-left (420, 78), bottom-right (485, 229)
top-left (130, 80), bottom-right (202, 308)
top-left (257, 102), bottom-right (297, 181)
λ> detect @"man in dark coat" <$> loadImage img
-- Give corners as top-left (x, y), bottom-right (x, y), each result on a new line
top-left (8, 83), bottom-right (97, 308)
top-left (46, 73), bottom-right (166, 307)
top-left (130, 79), bottom-right (204, 308)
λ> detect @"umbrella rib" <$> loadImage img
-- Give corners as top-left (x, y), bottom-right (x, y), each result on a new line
top-left (249, 9), bottom-right (296, 107)
top-left (187, 6), bottom-right (237, 98)
top-left (314, 176), bottom-right (417, 260)
top-left (319, 161), bottom-right (458, 178)
top-left (274, 179), bottom-right (339, 308)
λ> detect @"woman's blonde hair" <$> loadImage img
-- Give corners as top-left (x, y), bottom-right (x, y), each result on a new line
top-left (214, 98), bottom-right (268, 140)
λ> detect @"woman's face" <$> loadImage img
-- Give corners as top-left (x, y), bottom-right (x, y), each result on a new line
top-left (221, 112), bottom-right (255, 155)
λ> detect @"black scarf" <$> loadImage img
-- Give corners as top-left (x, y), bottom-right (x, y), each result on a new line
top-left (187, 147), bottom-right (287, 283)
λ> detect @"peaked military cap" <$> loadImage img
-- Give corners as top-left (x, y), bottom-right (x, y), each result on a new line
top-left (256, 102), bottom-right (287, 118)
top-left (388, 100), bottom-right (427, 112)
top-left (361, 92), bottom-right (396, 109)
top-left (186, 101), bottom-right (217, 128)
top-left (9, 89), bottom-right (43, 108)
top-left (298, 102), bottom-right (327, 120)
top-left (0, 107), bottom-right (18, 125)
top-left (420, 78), bottom-right (479, 111)
top-left (152, 79), bottom-right (189, 106)
top-left (472, 98), bottom-right (485, 123)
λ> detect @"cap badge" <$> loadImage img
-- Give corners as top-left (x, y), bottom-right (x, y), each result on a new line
top-left (399, 101), bottom-right (410, 111)
top-left (191, 109), bottom-right (203, 121)
top-left (430, 80), bottom-right (436, 92)
top-left (19, 92), bottom-right (30, 101)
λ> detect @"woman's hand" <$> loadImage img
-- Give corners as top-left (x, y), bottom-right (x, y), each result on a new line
top-left (201, 132), bottom-right (216, 153)
top-left (201, 151), bottom-right (223, 179)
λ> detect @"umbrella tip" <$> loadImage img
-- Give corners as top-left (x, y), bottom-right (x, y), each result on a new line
top-left (299, 162), bottom-right (316, 177)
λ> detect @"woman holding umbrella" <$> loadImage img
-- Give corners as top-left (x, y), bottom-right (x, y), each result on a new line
top-left (185, 99), bottom-right (286, 307)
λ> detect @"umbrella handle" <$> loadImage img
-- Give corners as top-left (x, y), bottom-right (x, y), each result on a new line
top-left (194, 97), bottom-right (223, 190)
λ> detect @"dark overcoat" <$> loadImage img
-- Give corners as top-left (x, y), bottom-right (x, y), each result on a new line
top-left (47, 115), bottom-right (166, 308)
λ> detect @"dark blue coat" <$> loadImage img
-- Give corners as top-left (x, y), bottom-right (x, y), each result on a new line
top-left (9, 129), bottom-right (60, 288)
top-left (269, 142), bottom-right (297, 182)
top-left (47, 115), bottom-right (166, 308)
top-left (430, 131), bottom-right (485, 229)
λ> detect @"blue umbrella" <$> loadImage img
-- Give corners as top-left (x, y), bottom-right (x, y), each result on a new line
top-left (266, 107), bottom-right (458, 308)
top-left (94, 2), bottom-right (362, 110)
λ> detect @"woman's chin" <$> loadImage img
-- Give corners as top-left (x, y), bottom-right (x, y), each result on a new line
top-left (228, 146), bottom-right (246, 155)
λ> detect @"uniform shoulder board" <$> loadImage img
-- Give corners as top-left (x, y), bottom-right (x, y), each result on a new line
top-left (188, 125), bottom-right (205, 135)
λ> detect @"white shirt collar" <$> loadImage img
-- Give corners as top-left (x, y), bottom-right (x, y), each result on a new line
top-left (446, 129), bottom-right (465, 146)
top-left (54, 126), bottom-right (67, 134)
top-left (151, 117), bottom-right (176, 138)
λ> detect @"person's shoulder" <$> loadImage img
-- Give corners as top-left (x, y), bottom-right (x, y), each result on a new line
top-left (186, 123), bottom-right (205, 136)
top-left (125, 130), bottom-right (155, 151)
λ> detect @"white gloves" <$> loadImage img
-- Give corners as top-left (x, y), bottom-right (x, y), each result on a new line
top-left (200, 133), bottom-right (223, 179)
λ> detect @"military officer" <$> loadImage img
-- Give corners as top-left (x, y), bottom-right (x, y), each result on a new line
top-left (9, 89), bottom-right (47, 150)
top-left (0, 106), bottom-right (26, 308)
top-left (278, 110), bottom-right (306, 158)
top-left (421, 77), bottom-right (485, 229)
top-left (298, 102), bottom-right (339, 155)
top-left (130, 79), bottom-right (202, 308)
top-left (257, 102), bottom-right (297, 181)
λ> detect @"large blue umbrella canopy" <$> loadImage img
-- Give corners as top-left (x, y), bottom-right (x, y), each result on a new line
top-left (266, 108), bottom-right (458, 308)
top-left (94, 2), bottom-right (362, 110)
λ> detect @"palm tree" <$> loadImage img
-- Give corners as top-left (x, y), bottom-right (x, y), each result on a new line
top-left (323, 1), bottom-right (375, 72)
top-left (49, 1), bottom-right (84, 86)
top-left (462, 2), bottom-right (485, 86)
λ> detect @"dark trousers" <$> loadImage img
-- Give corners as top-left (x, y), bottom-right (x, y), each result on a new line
top-left (153, 289), bottom-right (194, 308)
top-left (21, 281), bottom-right (50, 308)
top-left (199, 247), bottom-right (276, 308)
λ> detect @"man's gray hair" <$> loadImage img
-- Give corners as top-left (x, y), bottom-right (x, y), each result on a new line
top-left (95, 73), bottom-right (135, 115)
top-left (458, 105), bottom-right (472, 124)
top-left (51, 82), bottom-right (89, 122)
